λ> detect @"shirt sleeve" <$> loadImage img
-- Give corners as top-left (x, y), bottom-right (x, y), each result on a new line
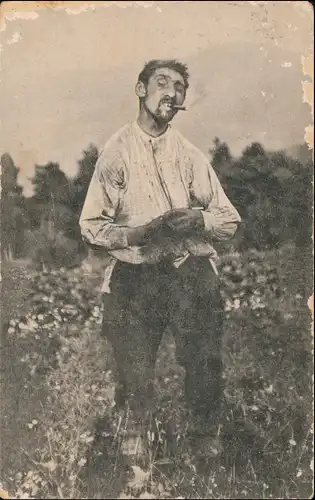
top-left (79, 145), bottom-right (130, 250)
top-left (190, 150), bottom-right (241, 241)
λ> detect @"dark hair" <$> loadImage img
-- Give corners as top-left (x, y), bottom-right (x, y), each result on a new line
top-left (137, 59), bottom-right (189, 89)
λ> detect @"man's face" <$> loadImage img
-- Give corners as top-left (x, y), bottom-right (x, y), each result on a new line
top-left (141, 67), bottom-right (187, 123)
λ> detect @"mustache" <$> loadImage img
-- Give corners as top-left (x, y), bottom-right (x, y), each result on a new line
top-left (159, 97), bottom-right (175, 105)
top-left (159, 98), bottom-right (186, 110)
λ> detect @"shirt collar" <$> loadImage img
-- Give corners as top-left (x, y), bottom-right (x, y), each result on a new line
top-left (132, 120), bottom-right (172, 144)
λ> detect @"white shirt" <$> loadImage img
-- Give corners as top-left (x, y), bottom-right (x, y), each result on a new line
top-left (79, 121), bottom-right (241, 292)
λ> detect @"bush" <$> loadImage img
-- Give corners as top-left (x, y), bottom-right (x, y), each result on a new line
top-left (23, 230), bottom-right (83, 270)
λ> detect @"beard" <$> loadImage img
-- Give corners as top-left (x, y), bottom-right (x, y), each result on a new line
top-left (144, 98), bottom-right (177, 124)
top-left (156, 99), bottom-right (177, 121)
top-left (155, 108), bottom-right (174, 123)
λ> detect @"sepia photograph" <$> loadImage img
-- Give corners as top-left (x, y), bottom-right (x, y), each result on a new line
top-left (0, 1), bottom-right (313, 499)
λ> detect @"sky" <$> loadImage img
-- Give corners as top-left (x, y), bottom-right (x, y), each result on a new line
top-left (0, 1), bottom-right (313, 196)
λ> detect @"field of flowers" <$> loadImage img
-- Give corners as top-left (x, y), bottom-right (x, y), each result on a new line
top-left (0, 246), bottom-right (313, 499)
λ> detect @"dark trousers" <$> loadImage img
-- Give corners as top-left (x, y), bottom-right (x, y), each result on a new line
top-left (101, 257), bottom-right (224, 419)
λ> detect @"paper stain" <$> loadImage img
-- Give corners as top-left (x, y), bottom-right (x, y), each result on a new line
top-left (0, 0), bottom-right (157, 31)
top-left (2, 10), bottom-right (39, 23)
top-left (0, 487), bottom-right (9, 499)
top-left (281, 61), bottom-right (292, 68)
top-left (65, 4), bottom-right (96, 15)
top-left (7, 31), bottom-right (21, 44)
top-left (302, 54), bottom-right (314, 153)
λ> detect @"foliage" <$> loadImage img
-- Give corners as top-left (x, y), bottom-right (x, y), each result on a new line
top-left (22, 228), bottom-right (82, 271)
top-left (31, 162), bottom-right (71, 206)
top-left (1, 145), bottom-right (99, 263)
top-left (1, 138), bottom-right (313, 499)
top-left (70, 143), bottom-right (99, 216)
top-left (68, 143), bottom-right (99, 247)
top-left (210, 138), bottom-right (313, 251)
top-left (0, 153), bottom-right (28, 259)
top-left (2, 248), bottom-right (313, 499)
top-left (1, 139), bottom-right (312, 263)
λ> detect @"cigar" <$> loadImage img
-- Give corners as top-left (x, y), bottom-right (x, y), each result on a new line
top-left (172, 105), bottom-right (187, 111)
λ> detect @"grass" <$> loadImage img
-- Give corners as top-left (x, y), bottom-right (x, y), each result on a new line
top-left (0, 245), bottom-right (313, 499)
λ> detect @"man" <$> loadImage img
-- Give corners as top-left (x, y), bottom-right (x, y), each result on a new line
top-left (80, 59), bottom-right (241, 426)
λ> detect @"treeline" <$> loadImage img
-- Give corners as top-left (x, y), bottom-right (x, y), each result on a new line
top-left (1, 144), bottom-right (98, 269)
top-left (209, 138), bottom-right (313, 251)
top-left (0, 139), bottom-right (313, 268)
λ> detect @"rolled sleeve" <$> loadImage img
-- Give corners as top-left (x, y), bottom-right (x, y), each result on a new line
top-left (80, 217), bottom-right (130, 250)
top-left (190, 148), bottom-right (241, 241)
top-left (79, 146), bottom-right (130, 251)
top-left (202, 209), bottom-right (241, 240)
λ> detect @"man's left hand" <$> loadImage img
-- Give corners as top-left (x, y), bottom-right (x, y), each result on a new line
top-left (163, 208), bottom-right (205, 235)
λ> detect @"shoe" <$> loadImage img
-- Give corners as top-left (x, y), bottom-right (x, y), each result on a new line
top-left (188, 401), bottom-right (224, 460)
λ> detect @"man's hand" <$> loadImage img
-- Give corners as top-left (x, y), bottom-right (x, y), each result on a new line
top-left (126, 209), bottom-right (205, 247)
top-left (163, 208), bottom-right (205, 235)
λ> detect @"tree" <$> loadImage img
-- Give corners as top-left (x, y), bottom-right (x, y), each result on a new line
top-left (208, 139), bottom-right (313, 252)
top-left (70, 143), bottom-right (99, 215)
top-left (68, 144), bottom-right (99, 249)
top-left (241, 142), bottom-right (266, 159)
top-left (0, 153), bottom-right (27, 260)
top-left (32, 161), bottom-right (71, 205)
top-left (210, 137), bottom-right (232, 169)
top-left (29, 161), bottom-right (75, 239)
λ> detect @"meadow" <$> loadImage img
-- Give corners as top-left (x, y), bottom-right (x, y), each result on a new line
top-left (0, 245), bottom-right (313, 499)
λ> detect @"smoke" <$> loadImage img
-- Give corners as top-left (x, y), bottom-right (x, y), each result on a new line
top-left (186, 80), bottom-right (208, 110)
